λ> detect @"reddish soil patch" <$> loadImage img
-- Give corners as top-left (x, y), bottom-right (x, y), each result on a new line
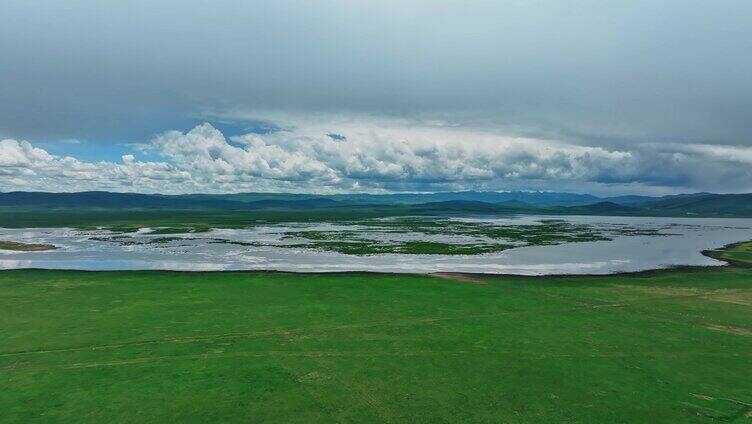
top-left (430, 272), bottom-right (488, 284)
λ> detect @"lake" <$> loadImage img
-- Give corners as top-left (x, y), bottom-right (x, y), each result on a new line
top-left (2, 215), bottom-right (752, 275)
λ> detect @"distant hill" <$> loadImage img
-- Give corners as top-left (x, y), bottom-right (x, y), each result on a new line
top-left (562, 201), bottom-right (640, 215)
top-left (0, 191), bottom-right (341, 211)
top-left (0, 190), bottom-right (602, 208)
top-left (411, 200), bottom-right (512, 212)
top-left (642, 193), bottom-right (752, 216)
top-left (605, 192), bottom-right (711, 206)
top-left (601, 195), bottom-right (657, 205)
top-left (411, 200), bottom-right (641, 215)
top-left (0, 191), bottom-right (226, 209)
top-left (495, 200), bottom-right (536, 208)
top-left (0, 190), bottom-right (750, 217)
top-left (242, 198), bottom-right (341, 209)
top-left (216, 190), bottom-right (600, 206)
top-left (408, 196), bottom-right (750, 217)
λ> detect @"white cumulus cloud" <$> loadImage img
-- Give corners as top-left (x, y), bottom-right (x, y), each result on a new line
top-left (3, 119), bottom-right (752, 194)
top-left (0, 138), bottom-right (192, 192)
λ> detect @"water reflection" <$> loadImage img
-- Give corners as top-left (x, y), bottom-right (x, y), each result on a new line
top-left (1, 216), bottom-right (751, 275)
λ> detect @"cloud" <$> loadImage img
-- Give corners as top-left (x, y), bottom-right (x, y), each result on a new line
top-left (148, 122), bottom-right (633, 190)
top-left (0, 138), bottom-right (192, 192)
top-left (3, 120), bottom-right (752, 195)
top-left (152, 124), bottom-right (339, 183)
top-left (149, 120), bottom-right (752, 193)
top-left (1, 1), bottom-right (751, 147)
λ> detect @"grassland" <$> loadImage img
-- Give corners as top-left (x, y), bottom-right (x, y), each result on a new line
top-left (0, 208), bottom-right (410, 231)
top-left (1, 243), bottom-right (751, 422)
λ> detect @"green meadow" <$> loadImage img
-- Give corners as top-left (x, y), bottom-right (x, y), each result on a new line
top-left (1, 244), bottom-right (751, 423)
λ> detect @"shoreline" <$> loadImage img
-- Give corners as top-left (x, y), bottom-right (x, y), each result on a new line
top-left (0, 240), bottom-right (749, 279)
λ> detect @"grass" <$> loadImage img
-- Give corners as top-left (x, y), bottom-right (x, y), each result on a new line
top-left (0, 207), bottom-right (690, 232)
top-left (292, 240), bottom-right (514, 255)
top-left (0, 208), bottom-right (413, 230)
top-left (0, 243), bottom-right (751, 422)
top-left (276, 218), bottom-right (615, 255)
top-left (712, 242), bottom-right (752, 267)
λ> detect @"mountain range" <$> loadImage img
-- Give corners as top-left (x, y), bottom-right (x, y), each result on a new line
top-left (0, 190), bottom-right (749, 217)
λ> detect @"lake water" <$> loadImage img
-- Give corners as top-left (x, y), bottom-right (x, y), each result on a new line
top-left (1, 216), bottom-right (752, 275)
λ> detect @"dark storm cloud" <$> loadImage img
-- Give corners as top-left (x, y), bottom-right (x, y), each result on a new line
top-left (1, 0), bottom-right (751, 145)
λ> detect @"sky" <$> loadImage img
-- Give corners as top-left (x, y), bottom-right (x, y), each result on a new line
top-left (1, 0), bottom-right (752, 195)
